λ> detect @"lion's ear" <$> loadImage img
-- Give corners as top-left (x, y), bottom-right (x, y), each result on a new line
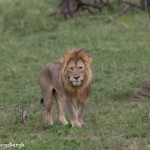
top-left (60, 55), bottom-right (65, 64)
top-left (85, 56), bottom-right (92, 69)
top-left (85, 50), bottom-right (92, 65)
top-left (88, 55), bottom-right (92, 65)
top-left (80, 50), bottom-right (92, 67)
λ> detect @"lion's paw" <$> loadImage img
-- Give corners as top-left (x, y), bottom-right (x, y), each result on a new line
top-left (71, 120), bottom-right (82, 128)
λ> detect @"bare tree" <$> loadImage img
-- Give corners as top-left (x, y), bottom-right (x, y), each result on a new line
top-left (145, 0), bottom-right (150, 17)
top-left (140, 0), bottom-right (146, 10)
top-left (52, 0), bottom-right (147, 20)
top-left (59, 0), bottom-right (73, 20)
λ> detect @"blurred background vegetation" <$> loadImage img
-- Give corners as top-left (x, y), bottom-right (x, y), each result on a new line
top-left (0, 0), bottom-right (148, 36)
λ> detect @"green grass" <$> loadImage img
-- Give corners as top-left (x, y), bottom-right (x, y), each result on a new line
top-left (0, 0), bottom-right (150, 149)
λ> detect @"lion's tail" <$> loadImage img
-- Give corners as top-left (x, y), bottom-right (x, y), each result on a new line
top-left (40, 97), bottom-right (45, 107)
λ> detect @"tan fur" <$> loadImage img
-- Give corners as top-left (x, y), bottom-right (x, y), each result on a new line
top-left (40, 49), bottom-right (92, 127)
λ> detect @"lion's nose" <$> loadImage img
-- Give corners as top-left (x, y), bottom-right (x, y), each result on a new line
top-left (74, 77), bottom-right (79, 80)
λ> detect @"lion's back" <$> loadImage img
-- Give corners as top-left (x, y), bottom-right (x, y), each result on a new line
top-left (40, 61), bottom-right (63, 92)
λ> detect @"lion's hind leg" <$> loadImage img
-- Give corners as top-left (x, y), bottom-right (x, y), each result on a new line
top-left (43, 86), bottom-right (54, 125)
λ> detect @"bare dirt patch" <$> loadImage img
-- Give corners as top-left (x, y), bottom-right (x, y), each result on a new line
top-left (130, 80), bottom-right (150, 102)
top-left (130, 89), bottom-right (150, 102)
top-left (137, 90), bottom-right (150, 99)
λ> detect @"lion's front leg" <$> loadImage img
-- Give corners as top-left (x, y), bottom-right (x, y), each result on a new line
top-left (77, 101), bottom-right (86, 125)
top-left (66, 99), bottom-right (82, 127)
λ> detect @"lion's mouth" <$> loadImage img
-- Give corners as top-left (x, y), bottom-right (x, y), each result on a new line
top-left (72, 81), bottom-right (81, 86)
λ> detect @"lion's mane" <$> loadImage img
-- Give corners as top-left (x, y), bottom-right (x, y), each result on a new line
top-left (60, 49), bottom-right (92, 102)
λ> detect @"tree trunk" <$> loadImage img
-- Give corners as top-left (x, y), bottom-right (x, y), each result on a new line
top-left (146, 0), bottom-right (150, 17)
top-left (59, 0), bottom-right (73, 20)
top-left (140, 0), bottom-right (146, 10)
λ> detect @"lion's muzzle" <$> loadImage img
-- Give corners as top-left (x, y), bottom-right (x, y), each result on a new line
top-left (72, 77), bottom-right (81, 86)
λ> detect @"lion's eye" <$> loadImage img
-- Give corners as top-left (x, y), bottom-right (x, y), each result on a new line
top-left (79, 67), bottom-right (83, 70)
top-left (69, 67), bottom-right (73, 71)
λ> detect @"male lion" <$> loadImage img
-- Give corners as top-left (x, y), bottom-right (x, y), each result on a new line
top-left (40, 49), bottom-right (92, 127)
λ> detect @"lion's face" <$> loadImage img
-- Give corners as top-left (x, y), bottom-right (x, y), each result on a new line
top-left (61, 49), bottom-right (92, 90)
top-left (66, 59), bottom-right (86, 86)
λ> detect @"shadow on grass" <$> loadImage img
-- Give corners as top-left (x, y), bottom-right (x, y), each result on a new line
top-left (41, 123), bottom-right (72, 135)
top-left (109, 89), bottom-right (135, 101)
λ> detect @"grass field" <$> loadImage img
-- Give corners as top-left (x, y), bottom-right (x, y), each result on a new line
top-left (0, 0), bottom-right (150, 149)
